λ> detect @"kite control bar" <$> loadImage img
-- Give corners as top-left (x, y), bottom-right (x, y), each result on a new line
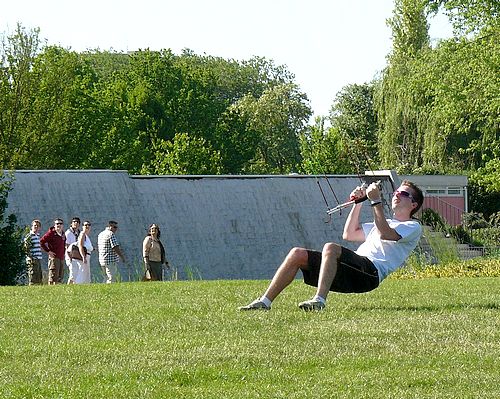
top-left (326, 180), bottom-right (382, 215)
top-left (326, 196), bottom-right (368, 215)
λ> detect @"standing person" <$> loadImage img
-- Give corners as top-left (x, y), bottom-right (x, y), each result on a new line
top-left (65, 217), bottom-right (81, 284)
top-left (40, 218), bottom-right (67, 285)
top-left (74, 221), bottom-right (94, 284)
top-left (24, 219), bottom-right (43, 285)
top-left (239, 180), bottom-right (424, 311)
top-left (97, 221), bottom-right (126, 283)
top-left (142, 224), bottom-right (168, 281)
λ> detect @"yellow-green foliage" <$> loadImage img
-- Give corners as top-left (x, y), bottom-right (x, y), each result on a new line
top-left (392, 257), bottom-right (500, 279)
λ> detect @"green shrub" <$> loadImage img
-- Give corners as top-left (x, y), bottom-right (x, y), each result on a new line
top-left (469, 169), bottom-right (500, 220)
top-left (0, 174), bottom-right (25, 285)
top-left (468, 227), bottom-right (500, 247)
top-left (420, 208), bottom-right (446, 231)
top-left (446, 224), bottom-right (471, 244)
top-left (462, 212), bottom-right (489, 229)
top-left (489, 211), bottom-right (500, 227)
top-left (425, 229), bottom-right (461, 264)
top-left (393, 257), bottom-right (500, 279)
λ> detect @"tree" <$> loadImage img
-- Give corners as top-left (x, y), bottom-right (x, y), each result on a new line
top-left (14, 46), bottom-right (105, 169)
top-left (142, 132), bottom-right (222, 175)
top-left (87, 51), bottom-right (299, 174)
top-left (209, 55), bottom-right (301, 174)
top-left (375, 0), bottom-right (430, 172)
top-left (0, 173), bottom-right (25, 285)
top-left (427, 0), bottom-right (500, 35)
top-left (376, 0), bottom-right (499, 174)
top-left (299, 117), bottom-right (353, 175)
top-left (1, 24), bottom-right (314, 175)
top-left (468, 159), bottom-right (500, 218)
top-left (388, 0), bottom-right (430, 60)
top-left (86, 51), bottom-right (160, 172)
top-left (329, 83), bottom-right (379, 171)
top-left (233, 83), bottom-right (312, 174)
top-left (213, 107), bottom-right (260, 174)
top-left (421, 33), bottom-right (499, 171)
top-left (0, 24), bottom-right (43, 169)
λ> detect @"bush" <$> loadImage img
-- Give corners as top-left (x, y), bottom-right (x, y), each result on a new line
top-left (393, 257), bottom-right (500, 279)
top-left (468, 176), bottom-right (500, 220)
top-left (468, 227), bottom-right (500, 247)
top-left (462, 212), bottom-right (489, 229)
top-left (488, 211), bottom-right (500, 228)
top-left (446, 224), bottom-right (471, 244)
top-left (420, 208), bottom-right (446, 231)
top-left (0, 174), bottom-right (26, 285)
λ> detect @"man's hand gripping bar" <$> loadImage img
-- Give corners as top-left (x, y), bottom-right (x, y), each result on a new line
top-left (326, 180), bottom-right (381, 215)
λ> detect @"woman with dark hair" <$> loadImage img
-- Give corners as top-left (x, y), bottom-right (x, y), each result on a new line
top-left (142, 224), bottom-right (168, 281)
top-left (74, 221), bottom-right (93, 284)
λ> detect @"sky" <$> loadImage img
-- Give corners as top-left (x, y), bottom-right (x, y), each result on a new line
top-left (1, 0), bottom-right (453, 118)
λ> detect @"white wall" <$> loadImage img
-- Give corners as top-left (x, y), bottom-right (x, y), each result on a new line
top-left (7, 171), bottom-right (395, 281)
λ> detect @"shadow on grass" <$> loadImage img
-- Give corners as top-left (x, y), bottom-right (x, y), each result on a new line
top-left (350, 302), bottom-right (500, 312)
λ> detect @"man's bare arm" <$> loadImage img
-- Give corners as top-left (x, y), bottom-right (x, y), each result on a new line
top-left (367, 184), bottom-right (401, 241)
top-left (113, 245), bottom-right (126, 262)
top-left (343, 185), bottom-right (366, 242)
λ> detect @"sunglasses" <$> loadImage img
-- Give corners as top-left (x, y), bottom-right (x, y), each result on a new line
top-left (393, 190), bottom-right (416, 202)
top-left (55, 222), bottom-right (63, 225)
top-left (84, 223), bottom-right (91, 227)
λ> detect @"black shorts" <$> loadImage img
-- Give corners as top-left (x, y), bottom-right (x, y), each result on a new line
top-left (302, 247), bottom-right (379, 293)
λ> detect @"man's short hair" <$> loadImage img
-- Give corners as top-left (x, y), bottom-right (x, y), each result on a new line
top-left (108, 220), bottom-right (118, 228)
top-left (31, 219), bottom-right (41, 227)
top-left (401, 180), bottom-right (424, 217)
top-left (71, 217), bottom-right (81, 223)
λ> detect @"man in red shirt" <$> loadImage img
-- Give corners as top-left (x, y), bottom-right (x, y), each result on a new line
top-left (40, 218), bottom-right (67, 285)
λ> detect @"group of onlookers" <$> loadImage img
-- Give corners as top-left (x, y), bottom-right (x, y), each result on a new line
top-left (23, 218), bottom-right (169, 285)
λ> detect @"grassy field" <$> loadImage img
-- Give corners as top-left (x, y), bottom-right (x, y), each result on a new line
top-left (0, 278), bottom-right (499, 398)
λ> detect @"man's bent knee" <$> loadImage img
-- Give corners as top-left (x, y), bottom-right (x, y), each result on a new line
top-left (322, 242), bottom-right (341, 258)
top-left (287, 247), bottom-right (308, 266)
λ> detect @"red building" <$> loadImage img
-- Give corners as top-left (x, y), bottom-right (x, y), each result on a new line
top-left (400, 175), bottom-right (468, 226)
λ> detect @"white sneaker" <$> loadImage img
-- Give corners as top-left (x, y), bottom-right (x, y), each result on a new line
top-left (298, 298), bottom-right (325, 311)
top-left (238, 299), bottom-right (271, 311)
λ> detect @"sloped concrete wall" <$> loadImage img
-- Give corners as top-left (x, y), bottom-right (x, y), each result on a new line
top-left (7, 171), bottom-right (396, 281)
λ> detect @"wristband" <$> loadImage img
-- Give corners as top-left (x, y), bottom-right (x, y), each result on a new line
top-left (370, 200), bottom-right (382, 207)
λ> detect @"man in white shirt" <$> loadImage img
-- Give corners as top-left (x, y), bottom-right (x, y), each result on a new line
top-left (97, 221), bottom-right (126, 283)
top-left (239, 180), bottom-right (424, 311)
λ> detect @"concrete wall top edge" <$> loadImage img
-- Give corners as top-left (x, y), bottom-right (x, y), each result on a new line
top-left (5, 169), bottom-right (400, 181)
top-left (6, 170), bottom-right (391, 179)
top-left (8, 170), bottom-right (128, 174)
top-left (130, 174), bottom-right (393, 180)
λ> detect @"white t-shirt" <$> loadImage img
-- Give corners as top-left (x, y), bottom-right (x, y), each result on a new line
top-left (355, 219), bottom-right (422, 282)
top-left (65, 228), bottom-right (80, 246)
top-left (65, 228), bottom-right (80, 261)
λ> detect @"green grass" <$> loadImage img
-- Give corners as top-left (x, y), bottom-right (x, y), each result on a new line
top-left (0, 278), bottom-right (499, 398)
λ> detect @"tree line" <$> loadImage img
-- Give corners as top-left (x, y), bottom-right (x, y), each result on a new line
top-left (0, 0), bottom-right (498, 216)
top-left (0, 28), bottom-right (311, 175)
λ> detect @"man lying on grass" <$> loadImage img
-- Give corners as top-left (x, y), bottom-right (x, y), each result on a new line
top-left (239, 180), bottom-right (424, 311)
